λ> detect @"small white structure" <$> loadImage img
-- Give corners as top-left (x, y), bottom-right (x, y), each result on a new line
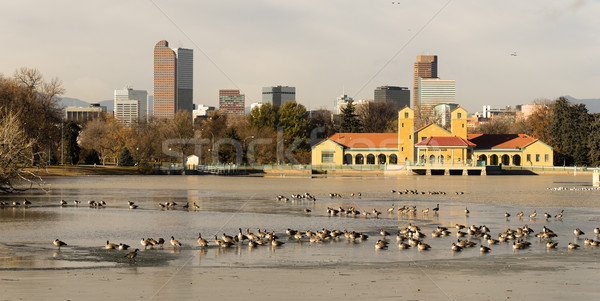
top-left (186, 155), bottom-right (200, 169)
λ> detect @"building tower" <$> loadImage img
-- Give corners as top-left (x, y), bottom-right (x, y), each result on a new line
top-left (374, 86), bottom-right (410, 111)
top-left (153, 40), bottom-right (193, 119)
top-left (418, 78), bottom-right (455, 120)
top-left (398, 106), bottom-right (415, 164)
top-left (450, 106), bottom-right (467, 139)
top-left (413, 55), bottom-right (437, 118)
top-left (262, 86), bottom-right (295, 107)
top-left (114, 87), bottom-right (148, 125)
top-left (219, 89), bottom-right (245, 116)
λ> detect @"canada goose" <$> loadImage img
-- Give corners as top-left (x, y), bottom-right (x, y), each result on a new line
top-left (422, 208), bottom-right (430, 214)
top-left (129, 204), bottom-right (138, 209)
top-left (22, 199), bottom-right (30, 206)
top-left (594, 228), bottom-right (600, 235)
top-left (304, 208), bottom-right (311, 215)
top-left (197, 233), bottom-right (208, 247)
top-left (125, 249), bottom-right (139, 261)
top-left (246, 229), bottom-right (258, 241)
top-left (170, 236), bottom-right (182, 247)
top-left (12, 201), bottom-right (20, 206)
top-left (455, 224), bottom-right (465, 230)
top-left (574, 228), bottom-right (585, 236)
top-left (568, 243), bottom-right (580, 249)
top-left (286, 228), bottom-right (297, 236)
top-left (309, 236), bottom-right (322, 243)
top-left (60, 200), bottom-right (67, 206)
top-left (105, 240), bottom-right (118, 249)
top-left (456, 231), bottom-right (466, 238)
top-left (555, 210), bottom-right (564, 219)
top-left (127, 201), bottom-right (134, 206)
top-left (118, 243), bottom-right (130, 250)
top-left (53, 239), bottom-right (67, 250)
top-left (375, 240), bottom-right (388, 249)
top-left (192, 203), bottom-right (200, 210)
top-left (158, 203), bottom-right (166, 209)
top-left (517, 211), bottom-right (524, 217)
top-left (505, 212), bottom-right (511, 218)
top-left (214, 235), bottom-right (224, 246)
top-left (271, 240), bottom-right (284, 247)
top-left (147, 238), bottom-right (158, 246)
top-left (529, 211), bottom-right (537, 218)
top-left (222, 233), bottom-right (235, 243)
top-left (294, 232), bottom-right (304, 240)
top-left (546, 241), bottom-right (559, 248)
top-left (387, 204), bottom-right (395, 213)
top-left (487, 238), bottom-right (499, 245)
top-left (73, 200), bottom-right (80, 206)
top-left (544, 212), bottom-right (551, 219)
top-left (432, 204), bottom-right (439, 212)
top-left (398, 242), bottom-right (411, 249)
top-left (156, 238), bottom-right (165, 246)
top-left (451, 243), bottom-right (463, 252)
top-left (238, 228), bottom-right (248, 242)
top-left (372, 209), bottom-right (381, 218)
top-left (248, 240), bottom-right (257, 247)
top-left (465, 207), bottom-right (470, 214)
top-left (140, 238), bottom-right (150, 249)
top-left (480, 246), bottom-right (491, 253)
top-left (380, 230), bottom-right (390, 237)
top-left (417, 242), bottom-right (431, 251)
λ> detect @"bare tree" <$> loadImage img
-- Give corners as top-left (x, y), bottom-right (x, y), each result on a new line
top-left (0, 110), bottom-right (39, 191)
top-left (357, 101), bottom-right (397, 133)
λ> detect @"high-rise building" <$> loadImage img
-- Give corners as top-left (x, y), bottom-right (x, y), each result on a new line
top-left (374, 86), bottom-right (410, 111)
top-left (413, 55), bottom-right (438, 115)
top-left (262, 86), bottom-right (295, 107)
top-left (418, 78), bottom-right (456, 118)
top-left (153, 40), bottom-right (193, 119)
top-left (219, 89), bottom-right (245, 116)
top-left (334, 94), bottom-right (354, 115)
top-left (114, 87), bottom-right (148, 124)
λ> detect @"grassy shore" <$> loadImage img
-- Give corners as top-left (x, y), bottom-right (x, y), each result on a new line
top-left (29, 165), bottom-right (139, 177)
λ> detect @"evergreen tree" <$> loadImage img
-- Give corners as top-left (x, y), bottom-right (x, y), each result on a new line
top-left (549, 97), bottom-right (591, 166)
top-left (118, 148), bottom-right (134, 166)
top-left (278, 101), bottom-right (310, 143)
top-left (339, 101), bottom-right (362, 133)
top-left (247, 102), bottom-right (279, 130)
top-left (83, 149), bottom-right (101, 165)
top-left (588, 114), bottom-right (600, 166)
top-left (63, 121), bottom-right (81, 165)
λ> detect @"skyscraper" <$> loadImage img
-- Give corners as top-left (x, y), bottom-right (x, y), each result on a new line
top-left (262, 86), bottom-right (295, 107)
top-left (153, 40), bottom-right (193, 119)
top-left (413, 55), bottom-right (438, 115)
top-left (374, 86), bottom-right (410, 111)
top-left (219, 89), bottom-right (245, 116)
top-left (418, 78), bottom-right (456, 118)
top-left (114, 87), bottom-right (148, 124)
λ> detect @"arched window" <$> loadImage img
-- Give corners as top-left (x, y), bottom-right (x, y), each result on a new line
top-left (355, 154), bottom-right (364, 164)
top-left (367, 154), bottom-right (375, 164)
top-left (378, 154), bottom-right (387, 164)
top-left (429, 155), bottom-right (436, 164)
top-left (513, 155), bottom-right (521, 166)
top-left (344, 154), bottom-right (353, 165)
top-left (501, 154), bottom-right (510, 165)
top-left (389, 154), bottom-right (398, 164)
top-left (490, 154), bottom-right (499, 165)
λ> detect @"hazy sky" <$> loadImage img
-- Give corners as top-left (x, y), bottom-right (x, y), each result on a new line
top-left (2, 0), bottom-right (598, 113)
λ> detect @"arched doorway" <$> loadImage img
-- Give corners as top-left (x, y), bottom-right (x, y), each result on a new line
top-left (420, 155), bottom-right (426, 164)
top-left (439, 155), bottom-right (444, 164)
top-left (389, 154), bottom-right (398, 164)
top-left (344, 154), bottom-right (353, 165)
top-left (501, 154), bottom-right (510, 165)
top-left (378, 154), bottom-right (386, 164)
top-left (355, 154), bottom-right (364, 164)
top-left (478, 154), bottom-right (487, 165)
top-left (490, 154), bottom-right (499, 165)
top-left (513, 154), bottom-right (521, 166)
top-left (366, 154), bottom-right (375, 164)
top-left (429, 155), bottom-right (436, 164)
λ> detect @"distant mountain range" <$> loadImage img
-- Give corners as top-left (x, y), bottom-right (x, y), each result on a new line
top-left (564, 96), bottom-right (600, 114)
top-left (59, 97), bottom-right (114, 113)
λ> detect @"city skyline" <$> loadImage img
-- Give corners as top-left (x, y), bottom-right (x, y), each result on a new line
top-left (1, 1), bottom-right (598, 114)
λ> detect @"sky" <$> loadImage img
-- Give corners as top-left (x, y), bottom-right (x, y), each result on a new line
top-left (1, 0), bottom-right (598, 114)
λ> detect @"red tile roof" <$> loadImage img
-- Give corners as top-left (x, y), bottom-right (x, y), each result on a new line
top-left (328, 133), bottom-right (398, 148)
top-left (415, 136), bottom-right (476, 147)
top-left (467, 134), bottom-right (538, 149)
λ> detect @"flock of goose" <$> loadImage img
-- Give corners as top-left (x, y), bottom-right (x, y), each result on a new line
top-left (6, 189), bottom-right (600, 264)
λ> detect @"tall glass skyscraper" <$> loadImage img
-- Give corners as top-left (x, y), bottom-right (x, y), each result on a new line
top-left (413, 55), bottom-right (438, 116)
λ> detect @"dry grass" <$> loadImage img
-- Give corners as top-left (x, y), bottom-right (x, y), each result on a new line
top-left (28, 165), bottom-right (139, 177)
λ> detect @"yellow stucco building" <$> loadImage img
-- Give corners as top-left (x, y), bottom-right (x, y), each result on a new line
top-left (311, 106), bottom-right (554, 167)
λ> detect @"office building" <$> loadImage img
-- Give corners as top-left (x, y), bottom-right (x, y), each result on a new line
top-left (433, 103), bottom-right (459, 127)
top-left (418, 78), bottom-right (456, 118)
top-left (262, 86), bottom-right (295, 107)
top-left (153, 40), bottom-right (193, 119)
top-left (65, 104), bottom-right (106, 123)
top-left (334, 94), bottom-right (354, 115)
top-left (219, 89), bottom-right (245, 116)
top-left (413, 55), bottom-right (438, 115)
top-left (374, 86), bottom-right (410, 111)
top-left (114, 87), bottom-right (148, 124)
